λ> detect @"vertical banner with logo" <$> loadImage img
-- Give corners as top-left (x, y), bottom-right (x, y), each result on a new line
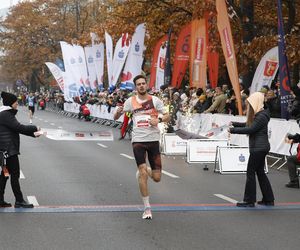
top-left (164, 28), bottom-right (172, 86)
top-left (149, 35), bottom-right (168, 89)
top-left (84, 46), bottom-right (98, 92)
top-left (90, 33), bottom-right (105, 90)
top-left (93, 43), bottom-right (105, 90)
top-left (45, 62), bottom-right (65, 93)
top-left (111, 33), bottom-right (131, 87)
top-left (73, 45), bottom-right (90, 91)
top-left (121, 23), bottom-right (145, 90)
top-left (105, 31), bottom-right (113, 87)
top-left (171, 23), bottom-right (191, 89)
top-left (250, 47), bottom-right (279, 94)
top-left (277, 0), bottom-right (293, 120)
top-left (189, 19), bottom-right (207, 89)
top-left (216, 0), bottom-right (242, 115)
top-left (60, 41), bottom-right (83, 96)
top-left (155, 44), bottom-right (167, 90)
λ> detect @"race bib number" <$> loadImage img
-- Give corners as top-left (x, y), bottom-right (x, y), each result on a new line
top-left (135, 115), bottom-right (151, 128)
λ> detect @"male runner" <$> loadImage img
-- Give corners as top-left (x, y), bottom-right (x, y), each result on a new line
top-left (114, 75), bottom-right (170, 219)
top-left (26, 93), bottom-right (36, 124)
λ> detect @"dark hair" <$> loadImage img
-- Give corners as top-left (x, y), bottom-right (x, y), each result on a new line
top-left (196, 88), bottom-right (203, 97)
top-left (133, 75), bottom-right (146, 85)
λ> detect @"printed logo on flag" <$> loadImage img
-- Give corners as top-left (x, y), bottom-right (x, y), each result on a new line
top-left (182, 35), bottom-right (190, 54)
top-left (78, 56), bottom-right (83, 63)
top-left (118, 50), bottom-right (125, 58)
top-left (69, 83), bottom-right (78, 97)
top-left (159, 57), bottom-right (165, 70)
top-left (223, 28), bottom-right (233, 58)
top-left (70, 58), bottom-right (75, 64)
top-left (96, 50), bottom-right (101, 58)
top-left (195, 37), bottom-right (204, 61)
top-left (135, 42), bottom-right (140, 52)
top-left (264, 61), bottom-right (278, 77)
top-left (88, 56), bottom-right (94, 63)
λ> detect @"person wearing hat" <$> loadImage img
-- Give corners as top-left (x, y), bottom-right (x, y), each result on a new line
top-left (0, 91), bottom-right (41, 208)
top-left (229, 92), bottom-right (275, 207)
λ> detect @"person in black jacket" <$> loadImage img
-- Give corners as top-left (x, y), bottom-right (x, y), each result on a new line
top-left (229, 92), bottom-right (274, 207)
top-left (0, 92), bottom-right (40, 208)
top-left (284, 131), bottom-right (300, 188)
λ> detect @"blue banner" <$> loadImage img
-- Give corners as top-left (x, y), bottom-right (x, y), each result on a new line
top-left (277, 0), bottom-right (293, 120)
top-left (164, 28), bottom-right (172, 86)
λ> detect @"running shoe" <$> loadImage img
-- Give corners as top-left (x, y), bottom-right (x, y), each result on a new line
top-left (142, 207), bottom-right (152, 220)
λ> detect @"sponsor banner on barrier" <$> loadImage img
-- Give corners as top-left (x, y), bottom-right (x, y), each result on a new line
top-left (163, 133), bottom-right (187, 155)
top-left (217, 146), bottom-right (268, 174)
top-left (41, 129), bottom-right (113, 141)
top-left (187, 139), bottom-right (228, 163)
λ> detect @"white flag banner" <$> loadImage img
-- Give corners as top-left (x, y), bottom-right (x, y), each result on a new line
top-left (60, 41), bottom-right (83, 97)
top-left (63, 72), bottom-right (79, 102)
top-left (121, 23), bottom-right (145, 90)
top-left (90, 33), bottom-right (105, 89)
top-left (45, 62), bottom-right (65, 93)
top-left (73, 45), bottom-right (90, 91)
top-left (84, 46), bottom-right (98, 92)
top-left (105, 31), bottom-right (113, 86)
top-left (250, 46), bottom-right (279, 94)
top-left (111, 33), bottom-right (131, 87)
top-left (155, 45), bottom-right (166, 90)
top-left (93, 43), bottom-right (105, 90)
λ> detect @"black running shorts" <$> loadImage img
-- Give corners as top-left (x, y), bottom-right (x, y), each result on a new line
top-left (132, 141), bottom-right (162, 171)
top-left (28, 106), bottom-right (35, 114)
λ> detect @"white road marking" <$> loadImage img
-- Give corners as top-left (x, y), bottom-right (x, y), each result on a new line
top-left (39, 118), bottom-right (43, 121)
top-left (97, 143), bottom-right (108, 148)
top-left (27, 196), bottom-right (39, 206)
top-left (120, 154), bottom-right (135, 160)
top-left (162, 170), bottom-right (179, 178)
top-left (44, 120), bottom-right (48, 123)
top-left (50, 123), bottom-right (55, 126)
top-left (58, 126), bottom-right (63, 129)
top-left (20, 170), bottom-right (25, 179)
top-left (214, 194), bottom-right (237, 204)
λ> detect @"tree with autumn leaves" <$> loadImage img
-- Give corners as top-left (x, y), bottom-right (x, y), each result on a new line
top-left (0, 0), bottom-right (299, 90)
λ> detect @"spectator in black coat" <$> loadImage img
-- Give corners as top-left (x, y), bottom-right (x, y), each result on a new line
top-left (229, 92), bottom-right (274, 207)
top-left (0, 92), bottom-right (40, 208)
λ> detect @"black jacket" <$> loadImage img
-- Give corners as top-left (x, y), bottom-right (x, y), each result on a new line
top-left (0, 107), bottom-right (37, 157)
top-left (230, 109), bottom-right (270, 153)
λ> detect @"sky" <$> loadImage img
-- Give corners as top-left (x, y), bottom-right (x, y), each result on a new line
top-left (0, 0), bottom-right (21, 9)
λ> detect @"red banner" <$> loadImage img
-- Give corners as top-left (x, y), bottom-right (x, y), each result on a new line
top-left (149, 35), bottom-right (168, 89)
top-left (216, 0), bottom-right (242, 115)
top-left (189, 19), bottom-right (207, 89)
top-left (171, 22), bottom-right (191, 89)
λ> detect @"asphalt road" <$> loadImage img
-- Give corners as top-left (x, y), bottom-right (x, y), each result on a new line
top-left (0, 106), bottom-right (299, 250)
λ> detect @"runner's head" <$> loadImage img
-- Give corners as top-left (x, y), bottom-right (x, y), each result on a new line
top-left (133, 75), bottom-right (148, 96)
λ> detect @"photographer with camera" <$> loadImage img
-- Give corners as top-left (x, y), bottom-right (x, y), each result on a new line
top-left (285, 128), bottom-right (300, 188)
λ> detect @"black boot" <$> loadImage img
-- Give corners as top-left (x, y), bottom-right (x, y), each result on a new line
top-left (0, 201), bottom-right (12, 208)
top-left (236, 201), bottom-right (255, 207)
top-left (15, 200), bottom-right (34, 208)
top-left (285, 180), bottom-right (299, 189)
